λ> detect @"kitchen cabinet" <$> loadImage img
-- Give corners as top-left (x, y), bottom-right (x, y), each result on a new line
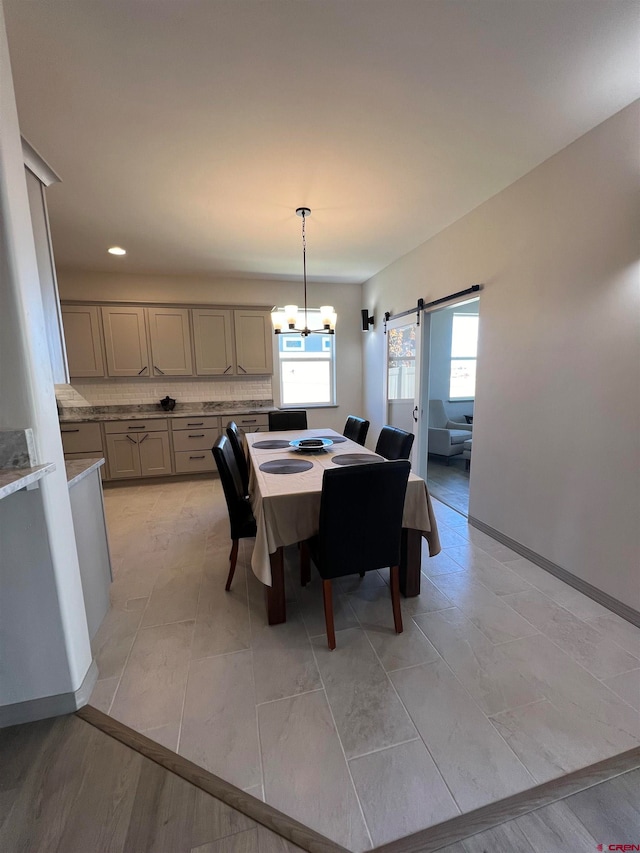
top-left (101, 306), bottom-right (150, 377)
top-left (104, 419), bottom-right (172, 479)
top-left (61, 421), bottom-right (106, 478)
top-left (98, 306), bottom-right (195, 377)
top-left (192, 308), bottom-right (273, 376)
top-left (233, 309), bottom-right (273, 375)
top-left (61, 306), bottom-right (105, 377)
top-left (192, 309), bottom-right (234, 375)
top-left (227, 412), bottom-right (269, 432)
top-left (171, 415), bottom-right (218, 474)
top-left (147, 307), bottom-right (193, 376)
top-left (23, 140), bottom-right (68, 384)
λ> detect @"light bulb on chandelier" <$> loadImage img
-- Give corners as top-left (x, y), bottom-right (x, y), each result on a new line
top-left (271, 208), bottom-right (336, 337)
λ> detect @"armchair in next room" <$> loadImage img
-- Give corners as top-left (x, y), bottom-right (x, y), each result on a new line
top-left (427, 399), bottom-right (472, 460)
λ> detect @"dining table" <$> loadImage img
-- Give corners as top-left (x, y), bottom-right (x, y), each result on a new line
top-left (246, 427), bottom-right (441, 624)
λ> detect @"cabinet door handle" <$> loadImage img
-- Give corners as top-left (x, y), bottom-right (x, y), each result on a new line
top-left (223, 365), bottom-right (232, 374)
top-left (128, 425), bottom-right (145, 430)
top-left (138, 366), bottom-right (149, 375)
top-left (139, 434), bottom-right (149, 443)
top-left (126, 435), bottom-right (137, 444)
top-left (238, 365), bottom-right (247, 373)
top-left (187, 422), bottom-right (204, 426)
top-left (242, 419), bottom-right (257, 424)
top-left (189, 455), bottom-right (205, 460)
top-left (188, 434), bottom-right (205, 438)
top-left (61, 429), bottom-right (80, 433)
top-left (154, 365), bottom-right (165, 375)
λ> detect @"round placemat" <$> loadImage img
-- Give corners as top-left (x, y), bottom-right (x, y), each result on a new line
top-left (252, 439), bottom-right (290, 449)
top-left (332, 453), bottom-right (384, 466)
top-left (259, 459), bottom-right (314, 474)
top-left (316, 435), bottom-right (347, 443)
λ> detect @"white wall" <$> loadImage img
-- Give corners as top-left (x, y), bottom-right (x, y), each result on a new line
top-left (0, 4), bottom-right (92, 711)
top-left (57, 272), bottom-right (364, 432)
top-left (363, 102), bottom-right (640, 608)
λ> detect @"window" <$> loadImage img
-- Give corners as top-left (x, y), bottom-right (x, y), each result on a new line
top-left (449, 313), bottom-right (478, 399)
top-left (277, 310), bottom-right (336, 406)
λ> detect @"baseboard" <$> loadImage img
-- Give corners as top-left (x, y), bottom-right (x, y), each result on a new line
top-left (0, 660), bottom-right (98, 728)
top-left (468, 515), bottom-right (640, 627)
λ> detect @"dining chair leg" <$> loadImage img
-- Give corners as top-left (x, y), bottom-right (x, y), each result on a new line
top-left (322, 579), bottom-right (336, 650)
top-left (300, 541), bottom-right (311, 587)
top-left (226, 540), bottom-right (239, 591)
top-left (390, 565), bottom-right (403, 635)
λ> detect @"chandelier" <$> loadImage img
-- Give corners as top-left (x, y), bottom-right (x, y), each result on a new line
top-left (271, 207), bottom-right (336, 336)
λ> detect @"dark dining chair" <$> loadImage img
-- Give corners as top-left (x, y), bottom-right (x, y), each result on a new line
top-left (268, 409), bottom-right (308, 431)
top-left (375, 425), bottom-right (414, 461)
top-left (225, 421), bottom-right (249, 496)
top-left (211, 434), bottom-right (257, 591)
top-left (343, 415), bottom-right (370, 446)
top-left (302, 460), bottom-right (411, 650)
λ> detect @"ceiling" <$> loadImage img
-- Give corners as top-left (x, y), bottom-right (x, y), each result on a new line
top-left (4, 1), bottom-right (639, 284)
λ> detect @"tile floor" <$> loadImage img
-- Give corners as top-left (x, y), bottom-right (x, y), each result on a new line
top-left (90, 477), bottom-right (640, 851)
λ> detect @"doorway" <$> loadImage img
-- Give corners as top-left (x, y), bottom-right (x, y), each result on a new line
top-left (424, 298), bottom-right (480, 516)
top-left (384, 314), bottom-right (423, 472)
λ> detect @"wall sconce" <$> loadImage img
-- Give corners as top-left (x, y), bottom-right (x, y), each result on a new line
top-left (361, 309), bottom-right (374, 331)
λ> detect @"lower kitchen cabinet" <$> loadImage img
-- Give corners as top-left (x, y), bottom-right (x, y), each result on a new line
top-left (170, 416), bottom-right (218, 473)
top-left (105, 428), bottom-right (172, 479)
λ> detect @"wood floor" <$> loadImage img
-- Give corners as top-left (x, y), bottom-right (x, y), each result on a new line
top-left (1, 710), bottom-right (638, 853)
top-left (426, 457), bottom-right (469, 517)
top-left (0, 712), bottom-right (311, 853)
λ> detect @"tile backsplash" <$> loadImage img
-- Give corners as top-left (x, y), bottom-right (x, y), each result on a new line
top-left (56, 377), bottom-right (272, 408)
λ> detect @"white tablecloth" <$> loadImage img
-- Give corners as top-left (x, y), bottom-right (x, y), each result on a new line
top-left (247, 428), bottom-right (441, 585)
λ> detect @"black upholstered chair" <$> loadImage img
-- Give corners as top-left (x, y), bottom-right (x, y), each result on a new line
top-left (375, 425), bottom-right (415, 461)
top-left (211, 434), bottom-right (257, 591)
top-left (225, 421), bottom-right (249, 496)
top-left (268, 409), bottom-right (308, 431)
top-left (343, 415), bottom-right (370, 446)
top-left (302, 460), bottom-right (411, 650)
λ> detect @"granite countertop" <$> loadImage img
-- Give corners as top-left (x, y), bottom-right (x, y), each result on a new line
top-left (0, 428), bottom-right (56, 500)
top-left (65, 457), bottom-right (105, 487)
top-left (59, 401), bottom-right (277, 423)
top-left (0, 463), bottom-right (56, 500)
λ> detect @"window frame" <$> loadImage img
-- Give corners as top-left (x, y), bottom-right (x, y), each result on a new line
top-left (448, 313), bottom-right (478, 402)
top-left (273, 310), bottom-right (337, 408)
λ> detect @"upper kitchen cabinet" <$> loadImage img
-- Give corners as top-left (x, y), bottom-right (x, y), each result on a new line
top-left (192, 308), bottom-right (235, 376)
top-left (102, 306), bottom-right (193, 377)
top-left (101, 306), bottom-right (151, 377)
top-left (62, 305), bottom-right (105, 377)
top-left (147, 307), bottom-right (193, 376)
top-left (233, 309), bottom-right (273, 375)
top-left (23, 140), bottom-right (68, 383)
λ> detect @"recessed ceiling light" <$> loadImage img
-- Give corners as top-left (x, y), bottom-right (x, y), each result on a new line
top-left (108, 246), bottom-right (126, 256)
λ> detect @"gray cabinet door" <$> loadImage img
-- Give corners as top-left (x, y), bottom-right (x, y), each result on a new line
top-left (139, 431), bottom-right (172, 477)
top-left (147, 307), bottom-right (193, 376)
top-left (105, 433), bottom-right (142, 479)
top-left (192, 308), bottom-right (235, 375)
top-left (102, 306), bottom-right (150, 376)
top-left (233, 309), bottom-right (273, 375)
top-left (62, 305), bottom-right (105, 377)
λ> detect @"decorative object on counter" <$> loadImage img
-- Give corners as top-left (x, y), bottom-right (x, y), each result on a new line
top-left (271, 208), bottom-right (337, 337)
top-left (159, 395), bottom-right (176, 411)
